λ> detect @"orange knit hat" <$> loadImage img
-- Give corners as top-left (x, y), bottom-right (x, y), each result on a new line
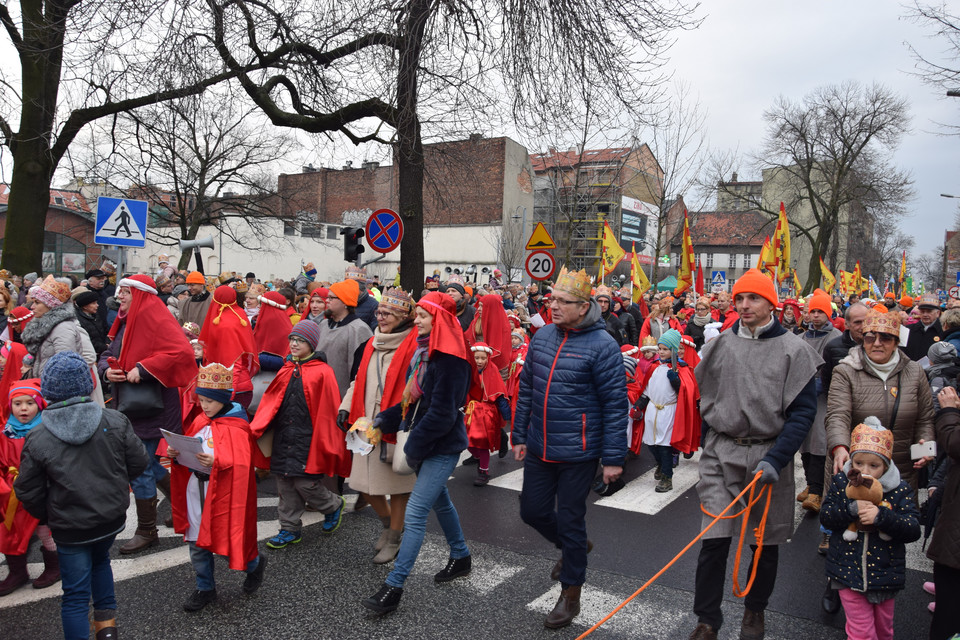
top-left (186, 271), bottom-right (205, 285)
top-left (898, 295), bottom-right (913, 308)
top-left (328, 279), bottom-right (360, 307)
top-left (731, 269), bottom-right (778, 307)
top-left (808, 291), bottom-right (832, 316)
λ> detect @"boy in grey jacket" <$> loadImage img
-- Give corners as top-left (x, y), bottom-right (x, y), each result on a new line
top-left (15, 351), bottom-right (148, 640)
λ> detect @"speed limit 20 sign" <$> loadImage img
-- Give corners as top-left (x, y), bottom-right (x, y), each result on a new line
top-left (525, 250), bottom-right (556, 281)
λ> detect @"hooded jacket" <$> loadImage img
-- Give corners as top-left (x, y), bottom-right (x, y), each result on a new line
top-left (513, 300), bottom-right (628, 466)
top-left (927, 407), bottom-right (960, 570)
top-left (14, 399), bottom-right (148, 544)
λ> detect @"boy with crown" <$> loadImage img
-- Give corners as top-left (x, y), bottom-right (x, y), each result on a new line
top-left (167, 363), bottom-right (266, 613)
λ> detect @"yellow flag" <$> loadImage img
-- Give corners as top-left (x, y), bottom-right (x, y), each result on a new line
top-left (853, 261), bottom-right (862, 293)
top-left (820, 257), bottom-right (836, 293)
top-left (837, 269), bottom-right (848, 295)
top-left (675, 210), bottom-right (695, 294)
top-left (774, 203), bottom-right (791, 284)
top-left (792, 269), bottom-right (803, 295)
top-left (631, 242), bottom-right (651, 302)
top-left (601, 221), bottom-right (625, 277)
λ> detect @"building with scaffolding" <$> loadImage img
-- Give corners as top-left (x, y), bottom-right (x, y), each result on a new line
top-left (531, 145), bottom-right (662, 273)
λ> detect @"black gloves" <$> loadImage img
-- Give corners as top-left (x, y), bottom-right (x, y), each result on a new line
top-left (336, 410), bottom-right (350, 433)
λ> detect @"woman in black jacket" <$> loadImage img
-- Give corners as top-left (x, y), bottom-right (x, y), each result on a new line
top-left (74, 290), bottom-right (107, 357)
top-left (362, 291), bottom-right (473, 615)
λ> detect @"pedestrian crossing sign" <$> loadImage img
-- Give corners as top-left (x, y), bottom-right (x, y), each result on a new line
top-left (95, 197), bottom-right (149, 248)
top-left (711, 270), bottom-right (725, 286)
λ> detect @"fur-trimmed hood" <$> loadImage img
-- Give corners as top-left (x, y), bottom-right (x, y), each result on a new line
top-left (21, 303), bottom-right (78, 355)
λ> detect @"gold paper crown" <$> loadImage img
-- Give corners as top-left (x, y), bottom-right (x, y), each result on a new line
top-left (553, 266), bottom-right (592, 301)
top-left (345, 265), bottom-right (366, 281)
top-left (379, 288), bottom-right (415, 317)
top-left (595, 284), bottom-right (612, 299)
top-left (197, 363), bottom-right (233, 390)
top-left (863, 308), bottom-right (900, 337)
top-left (850, 420), bottom-right (893, 461)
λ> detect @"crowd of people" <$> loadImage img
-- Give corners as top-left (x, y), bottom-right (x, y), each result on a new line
top-left (0, 257), bottom-right (956, 640)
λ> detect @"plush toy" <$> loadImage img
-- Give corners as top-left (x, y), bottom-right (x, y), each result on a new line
top-left (842, 467), bottom-right (892, 542)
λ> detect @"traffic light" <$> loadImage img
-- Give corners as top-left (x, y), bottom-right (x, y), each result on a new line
top-left (341, 226), bottom-right (365, 262)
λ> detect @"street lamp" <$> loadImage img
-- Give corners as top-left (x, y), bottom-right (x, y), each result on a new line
top-left (512, 206), bottom-right (527, 284)
top-left (941, 194), bottom-right (960, 198)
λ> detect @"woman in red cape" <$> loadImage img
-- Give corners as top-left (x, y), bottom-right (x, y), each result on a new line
top-left (198, 286), bottom-right (259, 409)
top-left (170, 399), bottom-right (259, 571)
top-left (465, 294), bottom-right (512, 378)
top-left (0, 341), bottom-right (27, 422)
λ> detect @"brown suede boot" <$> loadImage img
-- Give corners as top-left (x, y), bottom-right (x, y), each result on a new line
top-left (155, 474), bottom-right (174, 528)
top-left (119, 497), bottom-right (159, 554)
top-left (688, 623), bottom-right (718, 640)
top-left (740, 607), bottom-right (765, 640)
top-left (94, 609), bottom-right (118, 640)
top-left (33, 547), bottom-right (60, 589)
top-left (0, 554), bottom-right (30, 595)
top-left (544, 585), bottom-right (581, 629)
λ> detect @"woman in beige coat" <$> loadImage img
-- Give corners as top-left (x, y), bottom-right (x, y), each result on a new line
top-left (826, 308), bottom-right (935, 490)
top-left (339, 289), bottom-right (418, 563)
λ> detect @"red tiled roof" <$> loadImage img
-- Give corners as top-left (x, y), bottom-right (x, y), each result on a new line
top-left (530, 147), bottom-right (633, 172)
top-left (681, 211), bottom-right (771, 248)
top-left (0, 184), bottom-right (90, 214)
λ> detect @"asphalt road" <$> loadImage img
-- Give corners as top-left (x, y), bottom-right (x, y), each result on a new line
top-left (1, 450), bottom-right (936, 639)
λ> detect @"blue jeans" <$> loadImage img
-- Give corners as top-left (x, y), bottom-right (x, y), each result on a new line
top-left (58, 535), bottom-right (118, 640)
top-left (386, 453), bottom-right (469, 588)
top-left (188, 542), bottom-right (260, 591)
top-left (520, 454), bottom-right (596, 587)
top-left (130, 437), bottom-right (169, 499)
top-left (650, 445), bottom-right (674, 479)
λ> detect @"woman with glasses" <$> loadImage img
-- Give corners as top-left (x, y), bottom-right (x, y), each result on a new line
top-left (826, 308), bottom-right (936, 492)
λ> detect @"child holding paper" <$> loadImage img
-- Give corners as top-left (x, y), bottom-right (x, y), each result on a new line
top-left (167, 363), bottom-right (265, 613)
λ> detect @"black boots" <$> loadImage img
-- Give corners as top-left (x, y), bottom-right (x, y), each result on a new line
top-left (544, 585), bottom-right (581, 629)
top-left (362, 583), bottom-right (403, 614)
top-left (33, 547), bottom-right (60, 589)
top-left (434, 555), bottom-right (472, 583)
top-left (119, 498), bottom-right (159, 554)
top-left (0, 554), bottom-right (29, 595)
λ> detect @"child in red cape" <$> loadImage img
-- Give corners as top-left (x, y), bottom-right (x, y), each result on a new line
top-left (168, 363), bottom-right (265, 612)
top-left (630, 329), bottom-right (700, 493)
top-left (464, 343), bottom-right (511, 487)
top-left (250, 321), bottom-right (351, 549)
top-left (0, 379), bottom-right (59, 594)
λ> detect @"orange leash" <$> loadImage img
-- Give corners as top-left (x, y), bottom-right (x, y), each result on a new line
top-left (574, 471), bottom-right (772, 640)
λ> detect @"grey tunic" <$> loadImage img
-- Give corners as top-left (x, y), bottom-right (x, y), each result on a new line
top-left (800, 324), bottom-right (841, 456)
top-left (695, 323), bottom-right (821, 543)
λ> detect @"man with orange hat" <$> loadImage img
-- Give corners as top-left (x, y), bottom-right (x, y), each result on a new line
top-left (688, 269), bottom-right (822, 640)
top-left (315, 279), bottom-right (374, 398)
top-left (179, 271), bottom-right (213, 328)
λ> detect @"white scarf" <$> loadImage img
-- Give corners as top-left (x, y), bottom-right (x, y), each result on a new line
top-left (863, 348), bottom-right (900, 382)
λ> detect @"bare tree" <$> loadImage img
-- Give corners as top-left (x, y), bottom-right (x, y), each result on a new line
top-left (205, 0), bottom-right (697, 292)
top-left (483, 222), bottom-right (526, 283)
top-left (0, 0), bottom-right (274, 274)
top-left (710, 82), bottom-right (913, 294)
top-left (70, 91), bottom-right (297, 269)
top-left (906, 2), bottom-right (960, 134)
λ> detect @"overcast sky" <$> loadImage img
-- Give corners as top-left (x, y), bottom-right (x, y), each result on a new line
top-left (662, 0), bottom-right (957, 264)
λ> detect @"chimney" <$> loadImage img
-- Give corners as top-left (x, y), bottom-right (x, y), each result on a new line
top-left (731, 171), bottom-right (738, 182)
top-left (302, 164), bottom-right (318, 173)
top-left (362, 161), bottom-right (380, 171)
top-left (342, 161), bottom-right (353, 170)
top-left (469, 133), bottom-right (482, 142)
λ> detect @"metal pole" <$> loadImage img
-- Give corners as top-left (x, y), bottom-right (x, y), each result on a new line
top-left (117, 247), bottom-right (125, 279)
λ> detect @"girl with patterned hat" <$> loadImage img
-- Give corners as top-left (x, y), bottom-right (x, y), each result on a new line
top-left (167, 363), bottom-right (265, 612)
top-left (820, 417), bottom-right (921, 640)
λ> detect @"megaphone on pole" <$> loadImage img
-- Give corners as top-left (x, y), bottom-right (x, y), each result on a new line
top-left (178, 236), bottom-right (215, 273)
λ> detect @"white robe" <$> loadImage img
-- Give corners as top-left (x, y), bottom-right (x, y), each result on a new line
top-left (185, 424), bottom-right (215, 543)
top-left (642, 364), bottom-right (678, 447)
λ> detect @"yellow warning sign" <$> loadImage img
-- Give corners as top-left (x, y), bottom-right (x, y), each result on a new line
top-left (525, 222), bottom-right (556, 250)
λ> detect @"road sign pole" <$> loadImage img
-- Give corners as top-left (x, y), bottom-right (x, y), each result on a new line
top-left (117, 247), bottom-right (124, 280)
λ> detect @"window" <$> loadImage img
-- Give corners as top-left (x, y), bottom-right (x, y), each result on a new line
top-left (705, 253), bottom-right (714, 268)
top-left (326, 225), bottom-right (340, 240)
top-left (741, 253), bottom-right (751, 268)
top-left (301, 223), bottom-right (323, 238)
top-left (283, 220), bottom-right (298, 236)
top-left (54, 196), bottom-right (64, 205)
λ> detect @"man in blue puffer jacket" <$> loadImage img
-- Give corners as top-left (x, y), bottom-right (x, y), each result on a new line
top-left (513, 267), bottom-right (628, 630)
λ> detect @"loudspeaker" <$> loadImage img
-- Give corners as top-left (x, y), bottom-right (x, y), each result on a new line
top-left (179, 236), bottom-right (215, 251)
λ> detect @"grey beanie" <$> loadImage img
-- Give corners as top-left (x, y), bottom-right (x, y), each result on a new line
top-left (172, 284), bottom-right (189, 297)
top-left (41, 351), bottom-right (94, 403)
top-left (928, 341), bottom-right (957, 366)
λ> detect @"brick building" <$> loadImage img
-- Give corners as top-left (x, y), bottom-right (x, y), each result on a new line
top-left (0, 185), bottom-right (104, 276)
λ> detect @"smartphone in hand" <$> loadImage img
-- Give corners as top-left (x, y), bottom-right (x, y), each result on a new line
top-left (910, 441), bottom-right (937, 460)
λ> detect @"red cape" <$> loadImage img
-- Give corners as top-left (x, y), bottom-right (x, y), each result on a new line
top-left (630, 362), bottom-right (701, 455)
top-left (720, 310), bottom-right (740, 332)
top-left (466, 295), bottom-right (513, 373)
top-left (253, 292), bottom-right (292, 359)
top-left (111, 289), bottom-right (197, 388)
top-left (170, 412), bottom-right (258, 570)
top-left (0, 435), bottom-right (39, 554)
top-left (0, 342), bottom-right (27, 422)
top-left (465, 365), bottom-right (507, 449)
top-left (199, 286), bottom-right (259, 392)
top-left (348, 330), bottom-right (419, 444)
top-left (250, 358), bottom-right (351, 477)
